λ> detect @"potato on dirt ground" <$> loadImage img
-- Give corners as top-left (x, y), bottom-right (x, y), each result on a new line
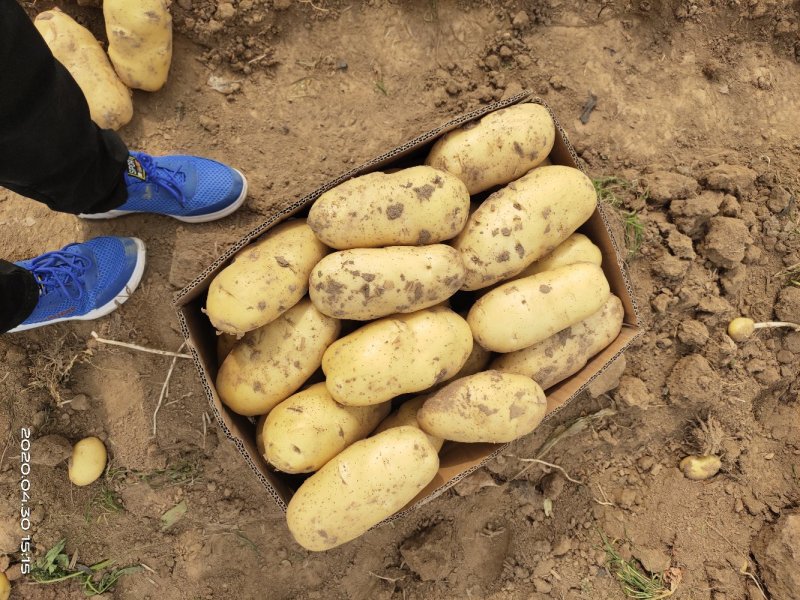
top-left (309, 245), bottom-right (466, 320)
top-left (104, 0), bottom-right (173, 91)
top-left (373, 395), bottom-right (444, 451)
top-left (286, 426), bottom-right (439, 551)
top-left (510, 233), bottom-right (602, 281)
top-left (257, 383), bottom-right (389, 474)
top-left (308, 166), bottom-right (470, 249)
top-left (492, 295), bottom-right (624, 388)
top-left (468, 262), bottom-right (611, 352)
top-left (216, 299), bottom-right (340, 417)
top-left (68, 437), bottom-right (107, 486)
top-left (323, 306), bottom-right (473, 406)
top-left (452, 165), bottom-right (597, 290)
top-left (417, 371), bottom-right (547, 443)
top-left (425, 103), bottom-right (556, 194)
top-left (34, 9), bottom-right (133, 130)
top-left (205, 220), bottom-right (329, 336)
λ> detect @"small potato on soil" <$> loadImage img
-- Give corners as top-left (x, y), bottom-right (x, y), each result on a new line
top-left (680, 454), bottom-right (721, 480)
top-left (68, 437), bottom-right (107, 486)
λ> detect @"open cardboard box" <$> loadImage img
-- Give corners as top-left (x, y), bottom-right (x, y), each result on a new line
top-left (175, 91), bottom-right (642, 521)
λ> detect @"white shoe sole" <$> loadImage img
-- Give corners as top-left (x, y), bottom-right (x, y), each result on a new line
top-left (8, 238), bottom-right (147, 333)
top-left (79, 169), bottom-right (249, 223)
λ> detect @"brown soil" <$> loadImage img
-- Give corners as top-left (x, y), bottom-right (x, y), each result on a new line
top-left (2, 0), bottom-right (799, 598)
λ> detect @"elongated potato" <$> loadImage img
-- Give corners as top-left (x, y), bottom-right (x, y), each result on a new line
top-left (425, 104), bottom-right (555, 194)
top-left (309, 245), bottom-right (466, 320)
top-left (492, 295), bottom-right (625, 388)
top-left (286, 426), bottom-right (439, 551)
top-left (453, 165), bottom-right (597, 290)
top-left (373, 395), bottom-right (444, 451)
top-left (216, 300), bottom-right (340, 416)
top-left (104, 0), bottom-right (172, 91)
top-left (257, 383), bottom-right (389, 474)
top-left (418, 371), bottom-right (547, 443)
top-left (323, 306), bottom-right (473, 406)
top-left (511, 233), bottom-right (602, 281)
top-left (308, 167), bottom-right (470, 249)
top-left (205, 220), bottom-right (329, 336)
top-left (468, 263), bottom-right (610, 352)
top-left (35, 9), bottom-right (133, 130)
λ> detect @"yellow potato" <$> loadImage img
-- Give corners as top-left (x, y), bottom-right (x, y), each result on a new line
top-left (452, 165), bottom-right (597, 290)
top-left (492, 295), bottom-right (624, 388)
top-left (68, 437), bottom-right (107, 486)
top-left (468, 262), bottom-right (611, 352)
top-left (323, 306), bottom-right (473, 406)
top-left (373, 395), bottom-right (444, 452)
top-left (205, 220), bottom-right (329, 336)
top-left (258, 383), bottom-right (389, 474)
top-left (104, 0), bottom-right (172, 91)
top-left (34, 9), bottom-right (132, 130)
top-left (417, 371), bottom-right (547, 443)
top-left (217, 299), bottom-right (340, 416)
top-left (309, 245), bottom-right (466, 320)
top-left (0, 572), bottom-right (8, 600)
top-left (510, 233), bottom-right (602, 281)
top-left (308, 166), bottom-right (470, 249)
top-left (216, 333), bottom-right (237, 365)
top-left (286, 426), bottom-right (439, 551)
top-left (425, 103), bottom-right (555, 194)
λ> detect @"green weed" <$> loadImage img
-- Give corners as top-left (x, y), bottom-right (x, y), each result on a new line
top-left (601, 534), bottom-right (678, 600)
top-left (374, 80), bottom-right (388, 96)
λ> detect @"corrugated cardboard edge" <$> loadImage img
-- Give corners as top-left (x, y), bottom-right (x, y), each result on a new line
top-left (174, 91), bottom-right (643, 521)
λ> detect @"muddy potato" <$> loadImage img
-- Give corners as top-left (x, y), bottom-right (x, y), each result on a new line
top-left (205, 220), bottom-right (329, 336)
top-left (286, 426), bottom-right (439, 551)
top-left (418, 371), bottom-right (547, 443)
top-left (452, 165), bottom-right (597, 290)
top-left (257, 383), bottom-right (389, 474)
top-left (68, 437), bottom-right (107, 486)
top-left (510, 233), bottom-right (602, 281)
top-left (217, 300), bottom-right (340, 416)
top-left (373, 395), bottom-right (444, 451)
top-left (323, 306), bottom-right (473, 406)
top-left (308, 166), bottom-right (470, 249)
top-left (309, 245), bottom-right (466, 320)
top-left (468, 262), bottom-right (610, 352)
top-left (492, 295), bottom-right (624, 388)
top-left (425, 103), bottom-right (555, 194)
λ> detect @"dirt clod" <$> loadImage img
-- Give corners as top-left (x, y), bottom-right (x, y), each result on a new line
top-left (400, 522), bottom-right (455, 582)
top-left (702, 216), bottom-right (752, 268)
top-left (751, 511), bottom-right (800, 599)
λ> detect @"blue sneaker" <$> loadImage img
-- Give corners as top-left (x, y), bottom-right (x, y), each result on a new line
top-left (81, 151), bottom-right (248, 223)
top-left (8, 237), bottom-right (146, 333)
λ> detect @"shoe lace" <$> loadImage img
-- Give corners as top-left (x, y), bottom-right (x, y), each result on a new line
top-left (137, 153), bottom-right (187, 207)
top-left (28, 249), bottom-right (91, 301)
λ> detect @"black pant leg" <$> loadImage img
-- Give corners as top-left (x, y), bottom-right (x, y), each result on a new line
top-left (0, 0), bottom-right (128, 214)
top-left (0, 260), bottom-right (38, 333)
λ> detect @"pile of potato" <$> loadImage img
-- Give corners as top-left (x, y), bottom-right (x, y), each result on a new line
top-left (204, 103), bottom-right (625, 551)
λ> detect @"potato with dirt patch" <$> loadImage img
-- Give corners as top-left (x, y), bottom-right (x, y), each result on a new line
top-left (308, 166), bottom-right (470, 249)
top-left (217, 299), bottom-right (340, 416)
top-left (469, 262), bottom-right (610, 352)
top-left (257, 383), bottom-right (389, 474)
top-left (286, 426), bottom-right (439, 551)
top-left (492, 295), bottom-right (624, 388)
top-left (417, 371), bottom-right (547, 443)
top-left (425, 103), bottom-right (555, 194)
top-left (373, 395), bottom-right (444, 451)
top-left (323, 306), bottom-right (473, 406)
top-left (309, 245), bottom-right (466, 320)
top-left (510, 233), bottom-right (602, 281)
top-left (205, 220), bottom-right (328, 336)
top-left (452, 165), bottom-right (597, 290)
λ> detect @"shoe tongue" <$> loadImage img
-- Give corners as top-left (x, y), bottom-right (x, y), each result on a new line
top-left (126, 155), bottom-right (147, 181)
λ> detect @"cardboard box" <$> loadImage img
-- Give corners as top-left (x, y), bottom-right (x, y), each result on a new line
top-left (175, 92), bottom-right (642, 520)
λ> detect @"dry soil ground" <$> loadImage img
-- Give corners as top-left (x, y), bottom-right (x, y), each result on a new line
top-left (1, 0), bottom-right (799, 598)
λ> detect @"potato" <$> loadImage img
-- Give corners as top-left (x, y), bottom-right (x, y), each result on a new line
top-left (216, 333), bottom-right (237, 365)
top-left (309, 245), bottom-right (466, 320)
top-left (323, 306), bottom-right (473, 406)
top-left (468, 262), bottom-right (610, 352)
top-left (510, 233), bottom-right (602, 281)
top-left (34, 9), bottom-right (133, 130)
top-left (452, 165), bottom-right (597, 290)
top-left (104, 0), bottom-right (172, 91)
top-left (205, 220), bottom-right (329, 336)
top-left (417, 371), bottom-right (546, 443)
top-left (425, 104), bottom-right (555, 194)
top-left (68, 437), bottom-right (107, 486)
top-left (286, 426), bottom-right (439, 551)
top-left (257, 383), bottom-right (389, 474)
top-left (217, 299), bottom-right (340, 416)
top-left (438, 340), bottom-right (492, 387)
top-left (0, 572), bottom-right (8, 600)
top-left (492, 295), bottom-right (624, 388)
top-left (373, 395), bottom-right (444, 452)
top-left (308, 166), bottom-right (470, 249)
